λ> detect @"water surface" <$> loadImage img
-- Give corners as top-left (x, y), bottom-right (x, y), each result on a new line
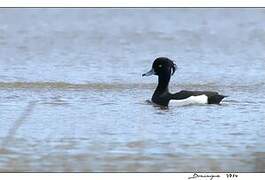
top-left (0, 8), bottom-right (265, 172)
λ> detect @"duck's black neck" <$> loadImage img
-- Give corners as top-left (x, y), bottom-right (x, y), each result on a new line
top-left (154, 73), bottom-right (171, 94)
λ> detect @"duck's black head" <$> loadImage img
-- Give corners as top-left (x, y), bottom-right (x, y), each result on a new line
top-left (142, 57), bottom-right (177, 77)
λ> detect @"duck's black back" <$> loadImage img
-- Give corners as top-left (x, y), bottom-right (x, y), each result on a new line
top-left (171, 90), bottom-right (226, 104)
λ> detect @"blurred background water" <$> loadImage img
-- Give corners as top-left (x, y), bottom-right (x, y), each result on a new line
top-left (0, 8), bottom-right (265, 172)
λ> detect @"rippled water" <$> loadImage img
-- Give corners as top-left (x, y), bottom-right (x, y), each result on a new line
top-left (0, 8), bottom-right (265, 172)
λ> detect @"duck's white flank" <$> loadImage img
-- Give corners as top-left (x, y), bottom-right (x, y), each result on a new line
top-left (170, 94), bottom-right (208, 106)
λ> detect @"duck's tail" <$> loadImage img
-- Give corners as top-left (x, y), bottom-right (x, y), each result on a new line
top-left (208, 95), bottom-right (228, 104)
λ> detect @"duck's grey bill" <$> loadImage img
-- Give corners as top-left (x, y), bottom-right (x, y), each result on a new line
top-left (142, 69), bottom-right (155, 76)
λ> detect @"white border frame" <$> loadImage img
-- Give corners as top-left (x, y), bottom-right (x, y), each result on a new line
top-left (0, 0), bottom-right (265, 7)
top-left (0, 173), bottom-right (265, 180)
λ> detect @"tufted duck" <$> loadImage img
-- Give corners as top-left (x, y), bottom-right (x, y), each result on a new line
top-left (142, 57), bottom-right (227, 106)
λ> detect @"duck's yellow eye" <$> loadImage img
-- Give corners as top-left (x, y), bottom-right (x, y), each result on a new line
top-left (158, 64), bottom-right (162, 68)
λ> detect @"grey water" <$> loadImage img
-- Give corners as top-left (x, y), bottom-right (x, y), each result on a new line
top-left (0, 8), bottom-right (265, 172)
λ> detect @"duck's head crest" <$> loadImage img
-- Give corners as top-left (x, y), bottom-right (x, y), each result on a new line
top-left (142, 57), bottom-right (177, 77)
